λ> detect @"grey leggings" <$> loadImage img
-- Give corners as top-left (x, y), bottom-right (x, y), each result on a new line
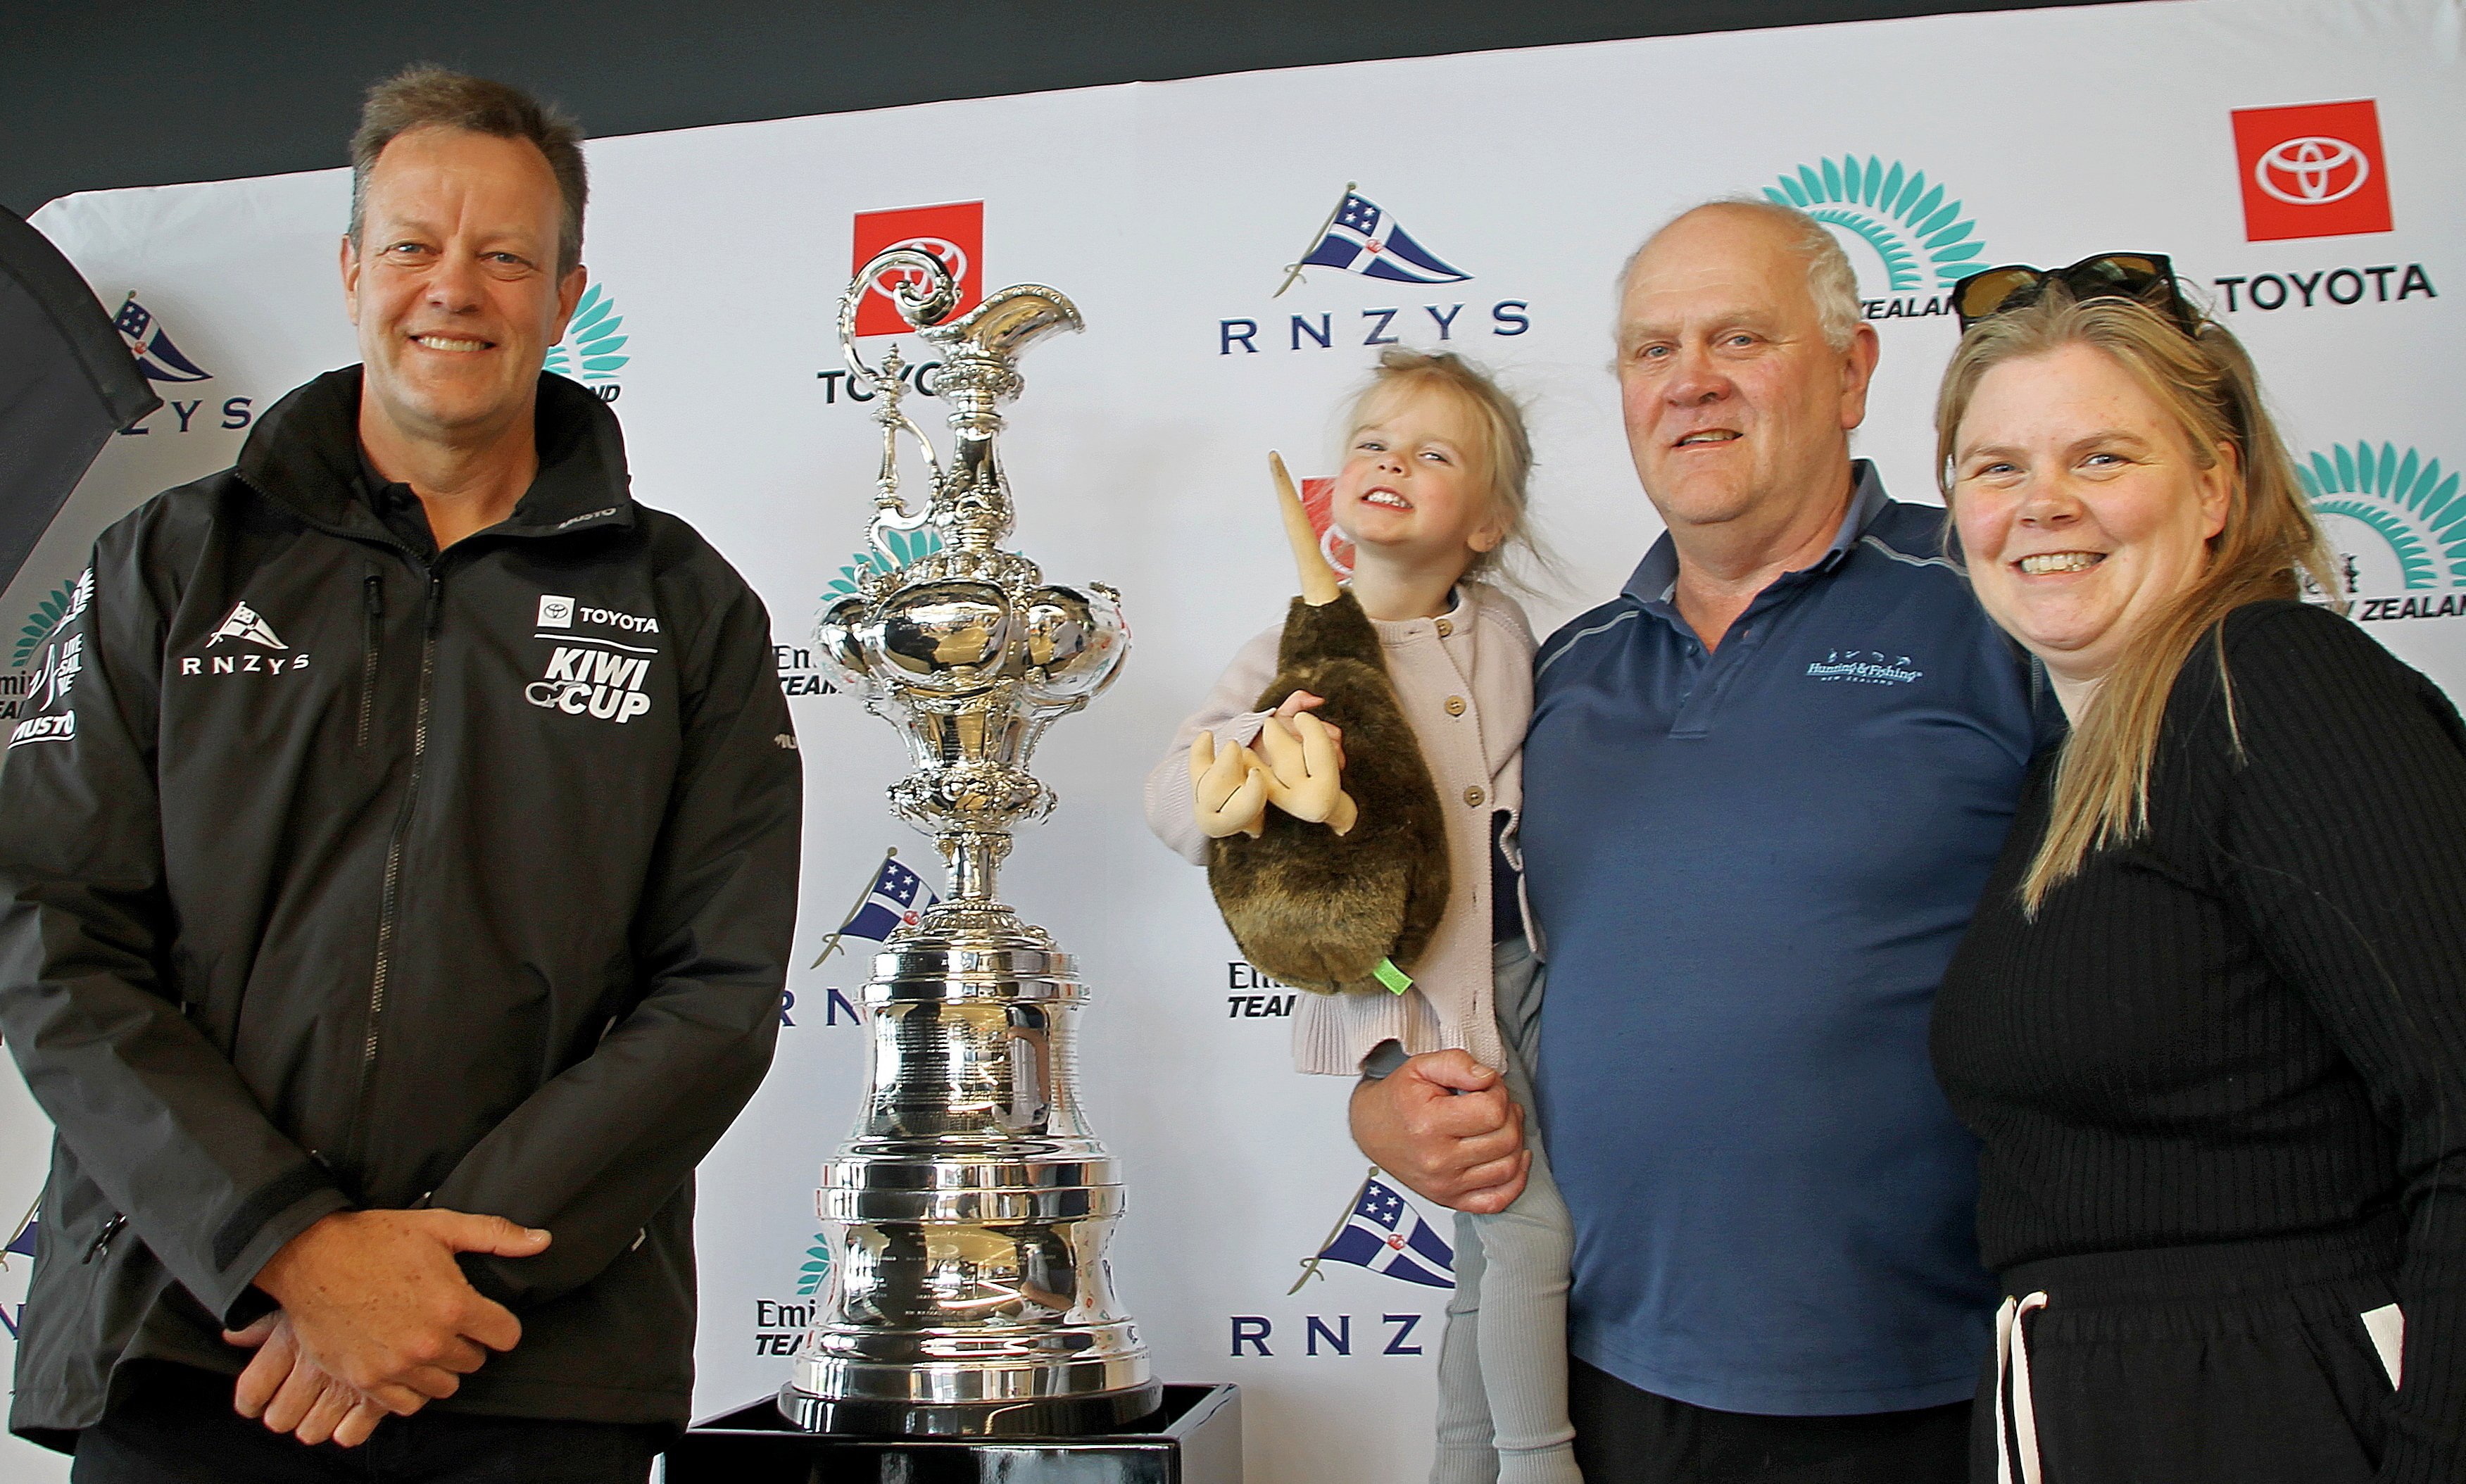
top-left (1429, 936), bottom-right (1580, 1484)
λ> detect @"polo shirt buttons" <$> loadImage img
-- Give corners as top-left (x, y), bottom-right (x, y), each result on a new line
top-left (1464, 786), bottom-right (1485, 807)
top-left (1435, 618), bottom-right (1454, 637)
top-left (1445, 696), bottom-right (1466, 717)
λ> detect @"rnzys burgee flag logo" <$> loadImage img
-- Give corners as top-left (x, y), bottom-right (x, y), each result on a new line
top-left (2301, 441), bottom-right (2466, 621)
top-left (544, 282), bottom-right (628, 386)
top-left (1763, 156), bottom-right (1987, 305)
top-left (113, 293), bottom-right (213, 382)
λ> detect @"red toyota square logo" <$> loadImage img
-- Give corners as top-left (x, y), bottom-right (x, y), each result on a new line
top-left (1298, 475), bottom-right (1357, 579)
top-left (850, 201), bottom-right (983, 337)
top-left (2231, 99), bottom-right (2392, 241)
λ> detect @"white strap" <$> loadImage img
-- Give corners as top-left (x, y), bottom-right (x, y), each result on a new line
top-left (1994, 1290), bottom-right (2050, 1484)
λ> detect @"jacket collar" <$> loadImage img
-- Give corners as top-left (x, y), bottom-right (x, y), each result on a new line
top-left (236, 366), bottom-right (637, 544)
top-left (1621, 459), bottom-right (1889, 605)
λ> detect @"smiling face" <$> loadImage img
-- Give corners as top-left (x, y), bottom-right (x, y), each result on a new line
top-left (1616, 206), bottom-right (1877, 535)
top-left (1330, 382), bottom-right (1504, 575)
top-left (1951, 341), bottom-right (2231, 696)
top-left (343, 125), bottom-right (585, 450)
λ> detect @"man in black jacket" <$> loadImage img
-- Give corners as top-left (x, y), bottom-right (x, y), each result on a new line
top-left (0, 68), bottom-right (803, 1481)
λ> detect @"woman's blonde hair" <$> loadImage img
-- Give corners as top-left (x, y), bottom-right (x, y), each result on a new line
top-left (1345, 348), bottom-right (1546, 586)
top-left (1934, 284), bottom-right (2338, 913)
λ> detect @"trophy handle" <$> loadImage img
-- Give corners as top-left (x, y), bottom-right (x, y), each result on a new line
top-left (840, 249), bottom-right (959, 563)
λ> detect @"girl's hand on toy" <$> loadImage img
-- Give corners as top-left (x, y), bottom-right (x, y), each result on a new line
top-left (1190, 731), bottom-right (1269, 839)
top-left (1269, 691), bottom-right (1344, 767)
top-left (1254, 713), bottom-right (1359, 836)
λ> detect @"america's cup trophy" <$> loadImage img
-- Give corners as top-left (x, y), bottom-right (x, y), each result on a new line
top-left (781, 247), bottom-right (1159, 1435)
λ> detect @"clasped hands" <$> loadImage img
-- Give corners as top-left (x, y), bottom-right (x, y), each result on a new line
top-left (221, 1207), bottom-right (550, 1447)
top-left (1190, 691), bottom-right (1358, 839)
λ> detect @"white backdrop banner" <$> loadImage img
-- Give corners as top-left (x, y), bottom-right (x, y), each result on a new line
top-left (3, 1), bottom-right (2460, 1478)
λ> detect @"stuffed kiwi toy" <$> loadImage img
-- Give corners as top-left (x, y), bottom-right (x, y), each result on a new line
top-left (1200, 454), bottom-right (1450, 995)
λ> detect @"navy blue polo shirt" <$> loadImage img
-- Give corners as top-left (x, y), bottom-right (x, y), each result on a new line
top-left (1523, 463), bottom-right (2043, 1416)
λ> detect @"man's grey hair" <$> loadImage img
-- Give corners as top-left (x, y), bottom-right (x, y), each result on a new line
top-left (1617, 197), bottom-right (1863, 352)
top-left (348, 65), bottom-right (589, 277)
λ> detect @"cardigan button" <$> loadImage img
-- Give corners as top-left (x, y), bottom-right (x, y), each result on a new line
top-left (1464, 786), bottom-right (1485, 807)
top-left (1445, 696), bottom-right (1466, 717)
top-left (1434, 617), bottom-right (1454, 637)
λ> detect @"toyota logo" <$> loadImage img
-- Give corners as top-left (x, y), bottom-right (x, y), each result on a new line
top-left (868, 237), bottom-right (969, 301)
top-left (2255, 135), bottom-right (2371, 207)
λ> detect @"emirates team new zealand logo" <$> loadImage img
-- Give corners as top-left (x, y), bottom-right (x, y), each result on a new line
top-left (544, 282), bottom-right (628, 399)
top-left (13, 580), bottom-right (79, 670)
top-left (2301, 441), bottom-right (2466, 622)
top-left (821, 525), bottom-right (944, 605)
top-left (1763, 156), bottom-right (1986, 316)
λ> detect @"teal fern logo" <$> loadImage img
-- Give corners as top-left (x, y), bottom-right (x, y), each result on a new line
top-left (2301, 441), bottom-right (2465, 592)
top-left (822, 525), bottom-right (944, 603)
top-left (13, 583), bottom-right (76, 669)
top-left (1763, 156), bottom-right (1987, 294)
top-left (795, 1232), bottom-right (831, 1297)
top-left (544, 282), bottom-right (628, 384)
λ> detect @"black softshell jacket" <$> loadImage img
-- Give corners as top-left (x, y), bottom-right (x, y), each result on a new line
top-left (0, 367), bottom-right (803, 1446)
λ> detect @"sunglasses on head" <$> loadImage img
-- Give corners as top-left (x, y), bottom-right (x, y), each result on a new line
top-left (1951, 253), bottom-right (2199, 334)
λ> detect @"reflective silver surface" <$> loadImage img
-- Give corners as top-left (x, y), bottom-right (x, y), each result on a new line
top-left (784, 251), bottom-right (1154, 1435)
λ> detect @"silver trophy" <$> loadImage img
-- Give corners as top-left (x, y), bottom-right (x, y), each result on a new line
top-left (781, 249), bottom-right (1158, 1435)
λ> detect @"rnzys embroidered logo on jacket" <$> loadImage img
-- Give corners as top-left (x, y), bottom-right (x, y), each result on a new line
top-left (179, 598), bottom-right (311, 678)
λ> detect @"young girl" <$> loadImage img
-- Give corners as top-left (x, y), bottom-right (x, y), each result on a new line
top-left (1144, 348), bottom-right (1578, 1484)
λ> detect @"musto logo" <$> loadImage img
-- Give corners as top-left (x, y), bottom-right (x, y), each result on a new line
top-left (527, 644), bottom-right (653, 722)
top-left (543, 282), bottom-right (627, 401)
top-left (2302, 441), bottom-right (2466, 622)
top-left (2232, 100), bottom-right (2392, 242)
top-left (1763, 156), bottom-right (1984, 321)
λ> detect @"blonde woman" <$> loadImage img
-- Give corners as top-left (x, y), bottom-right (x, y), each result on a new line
top-left (1927, 258), bottom-right (2466, 1484)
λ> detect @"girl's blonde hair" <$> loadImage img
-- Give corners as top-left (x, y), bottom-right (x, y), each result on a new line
top-left (1345, 348), bottom-right (1545, 586)
top-left (1934, 283), bottom-right (2337, 914)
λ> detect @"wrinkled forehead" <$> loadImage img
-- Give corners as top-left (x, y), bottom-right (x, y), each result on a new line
top-left (1618, 215), bottom-right (1817, 341)
top-left (362, 126), bottom-right (562, 236)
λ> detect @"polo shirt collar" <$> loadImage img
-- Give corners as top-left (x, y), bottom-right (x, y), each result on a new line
top-left (1621, 459), bottom-right (1889, 605)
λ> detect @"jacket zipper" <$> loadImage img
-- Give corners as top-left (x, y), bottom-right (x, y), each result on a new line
top-left (350, 567), bottom-right (441, 1171)
top-left (82, 1213), bottom-right (126, 1263)
top-left (356, 569), bottom-right (382, 750)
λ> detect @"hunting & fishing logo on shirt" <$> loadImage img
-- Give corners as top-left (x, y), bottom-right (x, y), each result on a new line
top-left (1806, 649), bottom-right (1925, 684)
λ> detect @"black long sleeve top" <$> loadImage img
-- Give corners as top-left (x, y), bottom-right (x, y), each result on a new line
top-left (1933, 600), bottom-right (2466, 1483)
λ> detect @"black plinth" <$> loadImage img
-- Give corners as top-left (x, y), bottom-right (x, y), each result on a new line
top-left (666, 1383), bottom-right (1241, 1483)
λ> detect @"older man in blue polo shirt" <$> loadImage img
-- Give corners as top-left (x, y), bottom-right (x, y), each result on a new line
top-left (1350, 200), bottom-right (2044, 1483)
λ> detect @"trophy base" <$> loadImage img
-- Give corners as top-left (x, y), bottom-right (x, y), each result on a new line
top-left (668, 1383), bottom-right (1238, 1483)
top-left (774, 1377), bottom-right (1163, 1436)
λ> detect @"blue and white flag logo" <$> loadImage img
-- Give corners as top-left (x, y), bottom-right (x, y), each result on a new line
top-left (113, 294), bottom-right (213, 383)
top-left (1278, 184), bottom-right (1472, 296)
top-left (1294, 1171), bottom-right (1454, 1290)
top-left (3, 1201), bottom-right (35, 1265)
top-left (845, 854), bottom-right (933, 941)
top-left (810, 850), bottom-right (941, 968)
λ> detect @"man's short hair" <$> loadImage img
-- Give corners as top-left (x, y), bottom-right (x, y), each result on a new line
top-left (1619, 199), bottom-right (1862, 352)
top-left (348, 65), bottom-right (588, 277)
